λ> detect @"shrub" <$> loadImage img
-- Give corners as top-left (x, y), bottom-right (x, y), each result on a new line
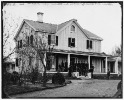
top-left (30, 68), bottom-right (39, 84)
top-left (4, 72), bottom-right (13, 86)
top-left (52, 72), bottom-right (65, 85)
top-left (10, 71), bottom-right (19, 85)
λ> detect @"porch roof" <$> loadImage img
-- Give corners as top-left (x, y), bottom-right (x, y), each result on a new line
top-left (53, 49), bottom-right (110, 57)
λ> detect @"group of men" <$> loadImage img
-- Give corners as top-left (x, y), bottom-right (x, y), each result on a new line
top-left (58, 60), bottom-right (94, 78)
top-left (69, 61), bottom-right (89, 76)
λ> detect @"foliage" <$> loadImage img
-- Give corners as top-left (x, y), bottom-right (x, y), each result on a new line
top-left (4, 72), bottom-right (13, 86)
top-left (30, 67), bottom-right (39, 84)
top-left (17, 31), bottom-right (55, 87)
top-left (10, 71), bottom-right (19, 85)
top-left (52, 72), bottom-right (65, 85)
top-left (111, 45), bottom-right (121, 56)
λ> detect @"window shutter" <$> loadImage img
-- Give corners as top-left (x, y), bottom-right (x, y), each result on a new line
top-left (87, 40), bottom-right (89, 49)
top-left (16, 58), bottom-right (18, 66)
top-left (90, 41), bottom-right (92, 49)
top-left (48, 35), bottom-right (51, 45)
top-left (56, 36), bottom-right (58, 46)
top-left (73, 38), bottom-right (75, 47)
top-left (68, 38), bottom-right (71, 47)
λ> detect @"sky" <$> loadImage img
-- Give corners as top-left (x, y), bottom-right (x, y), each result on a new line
top-left (3, 3), bottom-right (122, 58)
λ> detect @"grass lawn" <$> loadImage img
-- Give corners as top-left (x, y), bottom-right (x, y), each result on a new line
top-left (4, 82), bottom-right (66, 96)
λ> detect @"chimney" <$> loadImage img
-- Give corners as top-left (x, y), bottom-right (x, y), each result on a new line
top-left (37, 12), bottom-right (44, 23)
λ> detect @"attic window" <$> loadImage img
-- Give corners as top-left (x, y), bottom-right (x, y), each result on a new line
top-left (71, 25), bottom-right (75, 32)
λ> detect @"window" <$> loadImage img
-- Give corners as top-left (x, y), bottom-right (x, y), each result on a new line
top-left (48, 35), bottom-right (51, 45)
top-left (90, 41), bottom-right (92, 49)
top-left (27, 36), bottom-right (30, 45)
top-left (16, 58), bottom-right (18, 66)
top-left (71, 25), bottom-right (75, 32)
top-left (87, 40), bottom-right (89, 49)
top-left (29, 57), bottom-right (32, 65)
top-left (20, 40), bottom-right (22, 48)
top-left (68, 38), bottom-right (75, 47)
top-left (86, 40), bottom-right (92, 49)
top-left (30, 35), bottom-right (33, 45)
top-left (17, 40), bottom-right (22, 48)
top-left (56, 36), bottom-right (58, 46)
top-left (48, 34), bottom-right (58, 45)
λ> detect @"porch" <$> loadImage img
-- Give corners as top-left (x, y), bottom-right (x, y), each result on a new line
top-left (47, 49), bottom-right (114, 75)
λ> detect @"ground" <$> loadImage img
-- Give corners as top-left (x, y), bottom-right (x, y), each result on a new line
top-left (10, 79), bottom-right (120, 98)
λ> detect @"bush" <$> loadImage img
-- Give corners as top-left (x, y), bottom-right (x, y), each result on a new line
top-left (4, 72), bottom-right (13, 86)
top-left (52, 72), bottom-right (65, 85)
top-left (11, 71), bottom-right (19, 85)
top-left (30, 68), bottom-right (39, 84)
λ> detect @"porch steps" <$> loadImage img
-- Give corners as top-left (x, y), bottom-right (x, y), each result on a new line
top-left (79, 76), bottom-right (90, 80)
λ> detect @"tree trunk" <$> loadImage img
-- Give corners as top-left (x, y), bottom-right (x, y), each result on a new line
top-left (43, 67), bottom-right (47, 87)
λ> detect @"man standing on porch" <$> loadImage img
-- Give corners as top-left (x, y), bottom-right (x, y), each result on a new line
top-left (90, 64), bottom-right (94, 78)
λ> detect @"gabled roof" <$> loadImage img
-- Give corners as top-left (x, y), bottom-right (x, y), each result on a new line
top-left (82, 29), bottom-right (103, 40)
top-left (24, 19), bottom-right (57, 33)
top-left (15, 18), bottom-right (103, 41)
top-left (57, 19), bottom-right (76, 31)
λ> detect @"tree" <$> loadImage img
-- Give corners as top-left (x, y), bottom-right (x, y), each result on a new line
top-left (2, 4), bottom-right (22, 98)
top-left (16, 31), bottom-right (55, 87)
top-left (3, 7), bottom-right (22, 62)
top-left (111, 45), bottom-right (122, 56)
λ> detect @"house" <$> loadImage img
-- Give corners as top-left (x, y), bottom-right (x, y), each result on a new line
top-left (14, 12), bottom-right (120, 78)
top-left (108, 56), bottom-right (122, 75)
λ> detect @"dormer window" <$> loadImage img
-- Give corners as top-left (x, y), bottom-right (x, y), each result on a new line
top-left (71, 25), bottom-right (75, 32)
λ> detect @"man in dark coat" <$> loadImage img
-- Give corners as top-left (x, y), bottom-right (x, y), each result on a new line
top-left (107, 70), bottom-right (110, 80)
top-left (90, 64), bottom-right (94, 78)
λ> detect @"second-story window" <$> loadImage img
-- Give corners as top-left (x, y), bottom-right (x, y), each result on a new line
top-left (29, 57), bottom-right (32, 66)
top-left (30, 35), bottom-right (33, 45)
top-left (48, 35), bottom-right (51, 45)
top-left (71, 25), bottom-right (75, 32)
top-left (17, 40), bottom-right (22, 48)
top-left (20, 40), bottom-right (22, 48)
top-left (68, 38), bottom-right (75, 47)
top-left (16, 58), bottom-right (18, 66)
top-left (56, 36), bottom-right (58, 46)
top-left (87, 40), bottom-right (92, 49)
top-left (48, 34), bottom-right (58, 46)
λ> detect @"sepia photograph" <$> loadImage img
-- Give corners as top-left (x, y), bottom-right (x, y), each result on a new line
top-left (2, 2), bottom-right (122, 98)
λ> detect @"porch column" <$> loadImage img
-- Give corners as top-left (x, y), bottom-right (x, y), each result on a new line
top-left (100, 59), bottom-right (101, 73)
top-left (88, 55), bottom-right (90, 69)
top-left (105, 57), bottom-right (108, 73)
top-left (115, 58), bottom-right (118, 74)
top-left (44, 53), bottom-right (46, 66)
top-left (68, 54), bottom-right (70, 68)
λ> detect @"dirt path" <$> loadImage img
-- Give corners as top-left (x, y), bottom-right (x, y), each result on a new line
top-left (10, 79), bottom-right (120, 98)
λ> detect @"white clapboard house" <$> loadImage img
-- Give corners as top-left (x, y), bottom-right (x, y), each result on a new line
top-left (14, 12), bottom-right (121, 77)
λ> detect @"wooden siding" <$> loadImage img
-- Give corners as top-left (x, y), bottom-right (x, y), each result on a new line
top-left (55, 21), bottom-right (101, 53)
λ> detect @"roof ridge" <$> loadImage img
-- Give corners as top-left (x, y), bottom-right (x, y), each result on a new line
top-left (24, 19), bottom-right (57, 26)
top-left (58, 19), bottom-right (77, 25)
